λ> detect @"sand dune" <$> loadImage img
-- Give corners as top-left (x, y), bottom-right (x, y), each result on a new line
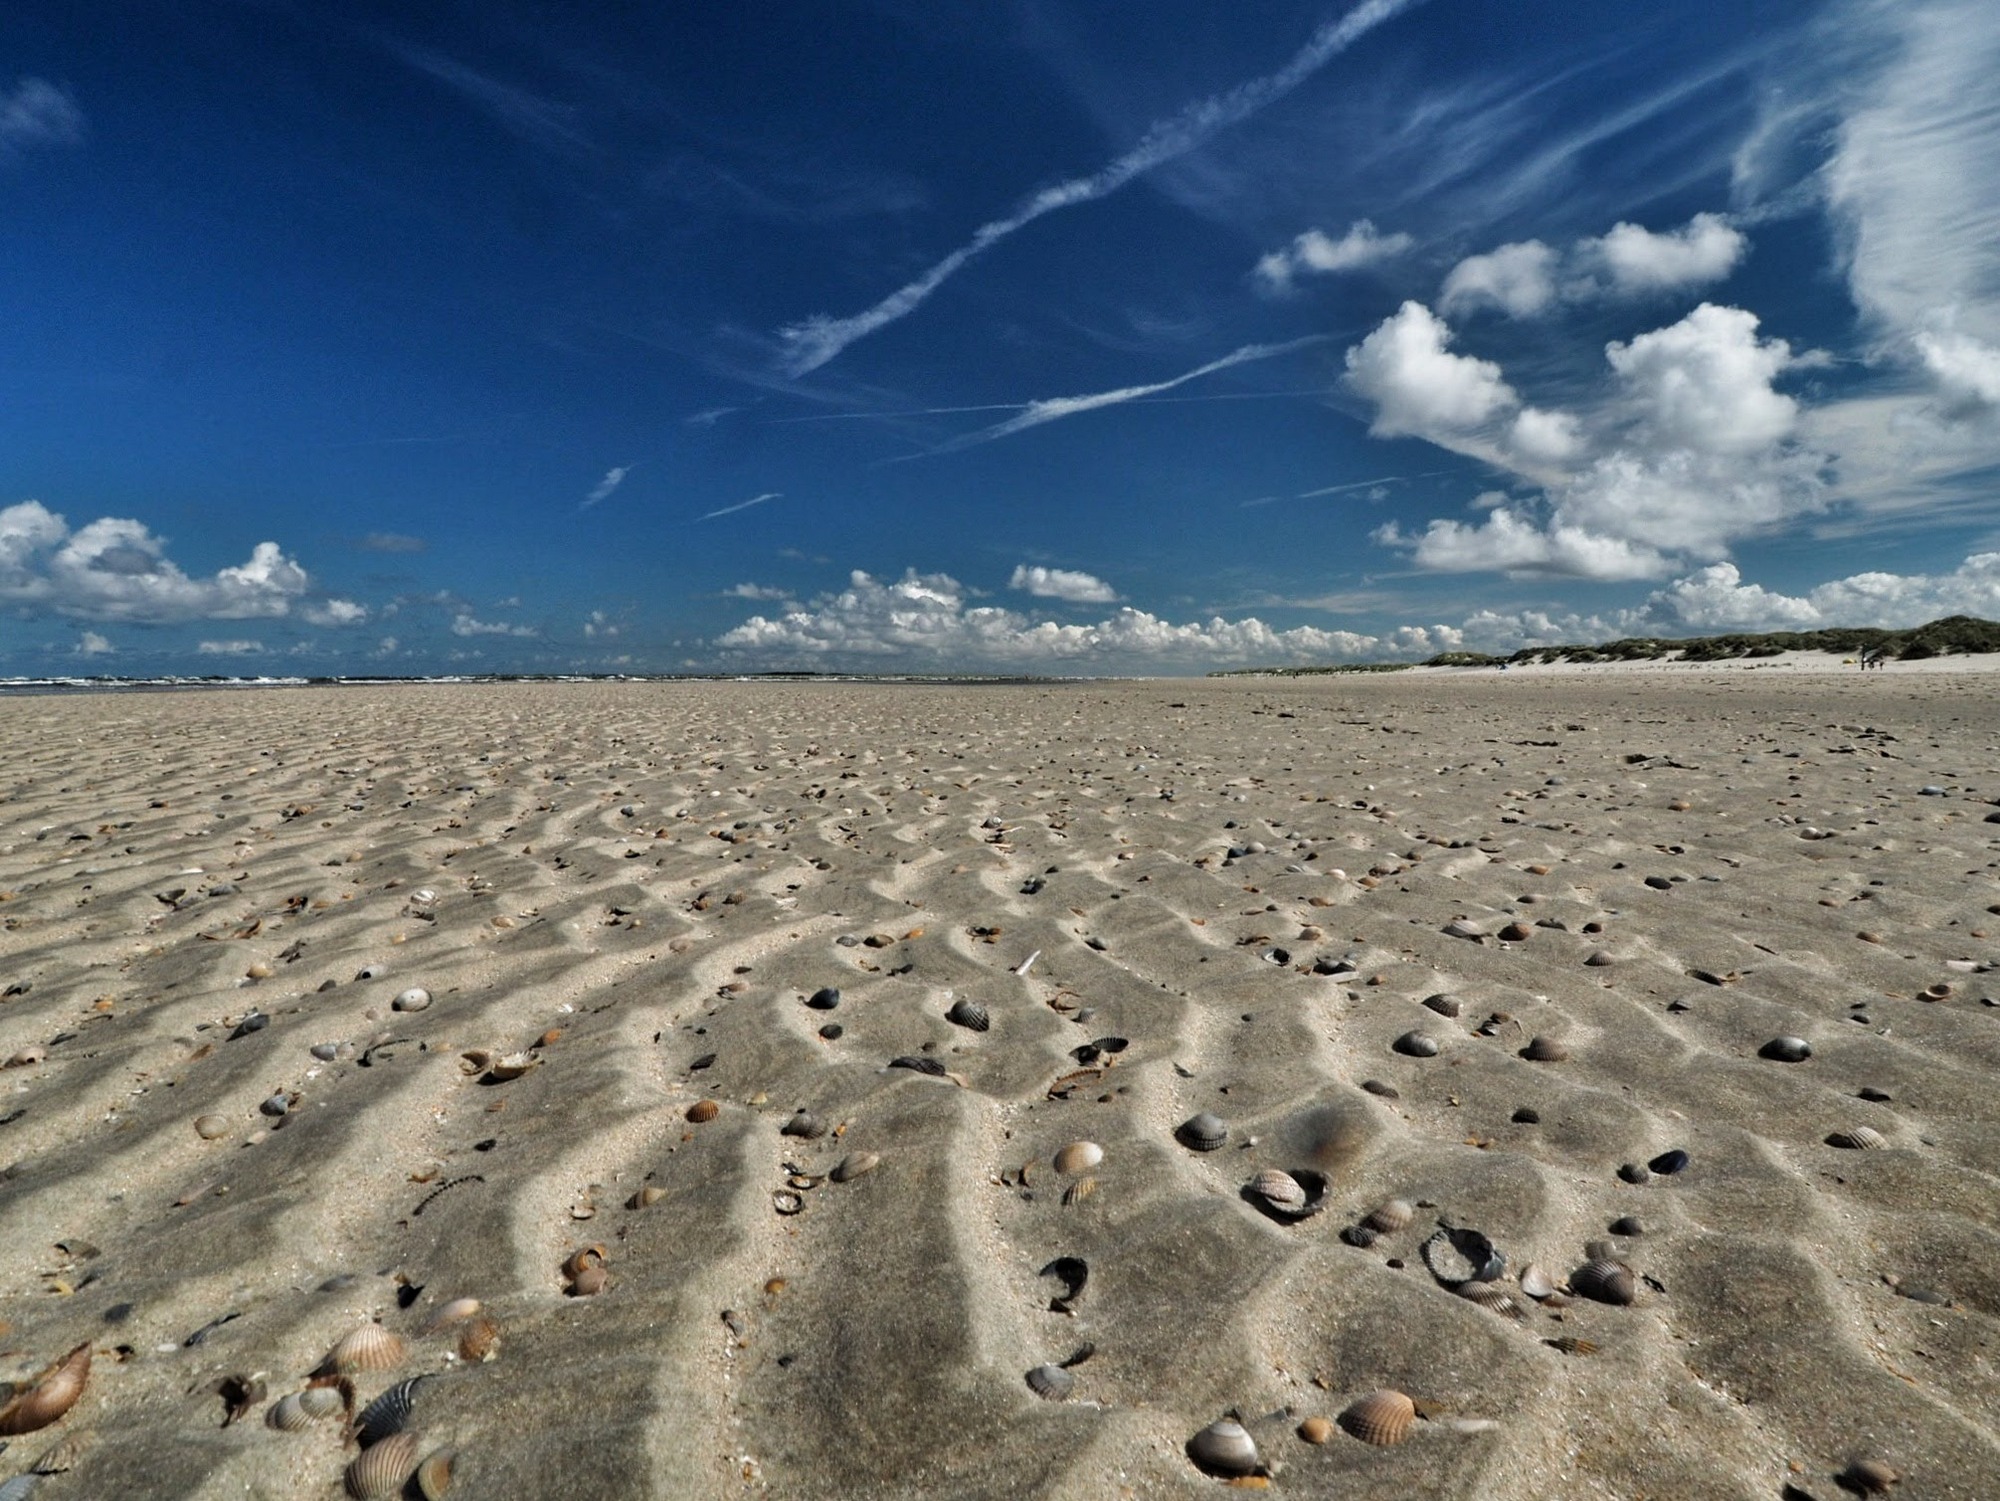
top-left (1, 674), bottom-right (1996, 1498)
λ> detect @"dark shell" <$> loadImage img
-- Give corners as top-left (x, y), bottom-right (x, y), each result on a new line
top-left (1393, 1031), bottom-right (1441, 1058)
top-left (1521, 1035), bottom-right (1569, 1062)
top-left (888, 1054), bottom-right (949, 1077)
top-left (1648, 1149), bottom-right (1690, 1175)
top-left (1024, 1364), bottom-right (1074, 1400)
top-left (354, 1377), bottom-right (427, 1448)
top-left (1608, 1215), bottom-right (1644, 1237)
top-left (1421, 1225), bottom-right (1505, 1285)
top-left (1041, 1256), bottom-right (1088, 1314)
top-left (1341, 1224), bottom-right (1380, 1248)
top-left (805, 987), bottom-right (841, 1010)
top-left (1360, 1079), bottom-right (1401, 1099)
top-left (1617, 1161), bottom-right (1651, 1185)
top-left (779, 1109), bottom-right (825, 1139)
top-left (1175, 1111), bottom-right (1228, 1152)
top-left (1421, 993), bottom-right (1462, 1018)
top-left (1572, 1258), bottom-right (1638, 1305)
top-left (1759, 1036), bottom-right (1812, 1062)
top-left (944, 997), bottom-right (990, 1031)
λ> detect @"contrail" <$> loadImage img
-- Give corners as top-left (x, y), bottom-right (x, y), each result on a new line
top-left (775, 0), bottom-right (1424, 376)
top-left (924, 338), bottom-right (1327, 454)
top-left (698, 491), bottom-right (781, 521)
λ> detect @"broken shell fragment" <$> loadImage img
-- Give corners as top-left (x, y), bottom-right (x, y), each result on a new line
top-left (1421, 1225), bottom-right (1505, 1285)
top-left (1186, 1419), bottom-right (1263, 1478)
top-left (345, 1429), bottom-right (421, 1499)
top-left (1341, 1389), bottom-right (1417, 1446)
top-left (0, 1344), bottom-right (91, 1436)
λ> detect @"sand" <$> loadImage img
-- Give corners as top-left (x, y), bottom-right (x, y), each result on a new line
top-left (0, 672), bottom-right (1996, 1499)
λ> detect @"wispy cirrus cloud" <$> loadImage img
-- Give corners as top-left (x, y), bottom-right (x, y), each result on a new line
top-left (583, 464), bottom-right (633, 507)
top-left (0, 79), bottom-right (84, 159)
top-left (383, 42), bottom-right (585, 153)
top-left (775, 0), bottom-right (1425, 376)
top-left (925, 338), bottom-right (1326, 454)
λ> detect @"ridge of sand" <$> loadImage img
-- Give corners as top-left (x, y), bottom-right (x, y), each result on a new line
top-left (0, 675), bottom-right (1996, 1498)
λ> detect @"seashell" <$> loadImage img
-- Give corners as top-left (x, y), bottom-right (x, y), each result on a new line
top-left (1341, 1224), bottom-right (1380, 1248)
top-left (1394, 1030), bottom-right (1440, 1058)
top-left (1521, 1036), bottom-right (1568, 1062)
top-left (806, 987), bottom-right (841, 1010)
top-left (1248, 1168), bottom-right (1306, 1213)
top-left (1442, 919), bottom-right (1484, 940)
top-left (1545, 1335), bottom-right (1599, 1356)
top-left (888, 1054), bottom-right (950, 1077)
top-left (568, 1265), bottom-right (609, 1296)
top-left (1840, 1458), bottom-right (1899, 1494)
top-left (345, 1429), bottom-right (421, 1499)
top-left (1061, 1176), bottom-right (1097, 1207)
top-left (268, 1391), bottom-right (331, 1431)
top-left (391, 987), bottom-right (431, 1013)
top-left (456, 1315), bottom-right (500, 1363)
top-left (1759, 1036), bottom-right (1812, 1062)
top-left (1571, 1258), bottom-right (1637, 1305)
top-left (324, 1324), bottom-right (405, 1376)
top-left (1608, 1215), bottom-right (1644, 1237)
top-left (1519, 1263), bottom-right (1555, 1299)
top-left (415, 1448), bottom-right (457, 1499)
top-left (780, 1109), bottom-right (825, 1139)
top-left (1421, 993), bottom-right (1462, 1018)
top-left (686, 1099), bottom-right (720, 1123)
top-left (259, 1093), bottom-right (291, 1117)
top-left (1024, 1364), bottom-right (1074, 1400)
top-left (1584, 949), bottom-right (1617, 966)
top-left (563, 1243), bottom-right (608, 1281)
top-left (1360, 1079), bottom-right (1400, 1099)
top-left (1583, 1237), bottom-right (1619, 1263)
top-left (1828, 1125), bottom-right (1886, 1150)
top-left (0, 1344), bottom-right (90, 1437)
top-left (830, 1151), bottom-right (879, 1183)
top-left (30, 1429), bottom-right (89, 1474)
top-left (310, 1042), bottom-right (342, 1061)
top-left (300, 1381), bottom-right (351, 1419)
top-left (1617, 1161), bottom-right (1651, 1185)
top-left (945, 997), bottom-right (989, 1031)
top-left (1341, 1389), bottom-right (1417, 1446)
top-left (193, 1114), bottom-right (230, 1140)
top-left (772, 1190), bottom-right (805, 1215)
top-left (1053, 1141), bottom-right (1104, 1175)
top-left (1512, 1106), bottom-right (1540, 1124)
top-left (1298, 1415), bottom-right (1334, 1444)
top-left (1648, 1148), bottom-right (1690, 1175)
top-left (1176, 1112), bottom-right (1228, 1152)
top-left (485, 1052), bottom-right (535, 1081)
top-left (421, 1297), bottom-right (480, 1334)
top-left (1042, 1256), bottom-right (1088, 1314)
top-left (355, 1377), bottom-right (426, 1448)
top-left (1186, 1419), bottom-right (1262, 1477)
top-left (1457, 1281), bottom-right (1526, 1318)
top-left (1498, 921), bottom-right (1533, 942)
top-left (1421, 1225), bottom-right (1505, 1285)
top-left (628, 1185), bottom-right (666, 1209)
top-left (1364, 1198), bottom-right (1414, 1234)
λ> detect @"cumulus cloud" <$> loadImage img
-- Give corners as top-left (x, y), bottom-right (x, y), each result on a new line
top-left (583, 609), bottom-right (621, 638)
top-left (75, 630), bottom-right (111, 656)
top-left (0, 501), bottom-right (366, 624)
top-left (197, 639), bottom-right (263, 656)
top-left (1915, 330), bottom-right (2000, 418)
top-left (1441, 214), bottom-right (1744, 319)
top-left (716, 567), bottom-right (1448, 669)
top-left (1368, 304), bottom-right (1823, 579)
top-left (775, 0), bottom-right (1422, 375)
top-left (1344, 302), bottom-right (1516, 438)
top-left (0, 79), bottom-right (84, 158)
top-left (1254, 220), bottom-right (1413, 293)
top-left (451, 613), bottom-right (536, 637)
top-left (1439, 241), bottom-right (1558, 318)
top-left (1008, 565), bottom-right (1120, 603)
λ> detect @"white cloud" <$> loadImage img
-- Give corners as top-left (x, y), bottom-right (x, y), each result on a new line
top-left (1344, 302), bottom-right (1516, 439)
top-left (583, 609), bottom-right (621, 638)
top-left (1377, 509), bottom-right (1669, 580)
top-left (1914, 330), bottom-right (2000, 418)
top-left (716, 567), bottom-right (1432, 668)
top-left (699, 492), bottom-right (779, 521)
top-left (375, 636), bottom-right (399, 656)
top-left (775, 0), bottom-right (1422, 375)
top-left (1576, 213), bottom-right (1747, 295)
top-left (1642, 553), bottom-right (2000, 632)
top-left (451, 613), bottom-right (536, 637)
top-left (74, 630), bottom-right (111, 656)
top-left (1441, 214), bottom-right (1744, 319)
top-left (725, 582), bottom-right (792, 601)
top-left (1439, 241), bottom-right (1558, 318)
top-left (0, 501), bottom-right (366, 624)
top-left (584, 465), bottom-right (632, 507)
top-left (1509, 407), bottom-right (1584, 463)
top-left (0, 79), bottom-right (84, 157)
top-left (197, 639), bottom-right (263, 656)
top-left (1254, 220), bottom-right (1414, 293)
top-left (1604, 302), bottom-right (1797, 454)
top-left (1008, 565), bottom-right (1119, 603)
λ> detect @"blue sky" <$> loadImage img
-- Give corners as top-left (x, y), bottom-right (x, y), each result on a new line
top-left (3, 0), bottom-right (1998, 674)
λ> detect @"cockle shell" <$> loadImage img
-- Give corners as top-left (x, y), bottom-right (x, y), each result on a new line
top-left (1249, 1168), bottom-right (1306, 1212)
top-left (830, 1151), bottom-right (879, 1183)
top-left (1186, 1419), bottom-right (1262, 1477)
top-left (1052, 1141), bottom-right (1104, 1175)
top-left (945, 997), bottom-right (990, 1031)
top-left (345, 1429), bottom-right (422, 1499)
top-left (1521, 1036), bottom-right (1568, 1062)
top-left (1024, 1364), bottom-right (1074, 1400)
top-left (1828, 1125), bottom-right (1886, 1150)
top-left (0, 1344), bottom-right (90, 1436)
top-left (420, 1298), bottom-right (480, 1334)
top-left (415, 1448), bottom-right (457, 1500)
top-left (1176, 1112), bottom-right (1228, 1152)
top-left (1364, 1198), bottom-right (1414, 1233)
top-left (355, 1378), bottom-right (425, 1448)
top-left (325, 1325), bottom-right (405, 1375)
top-left (1341, 1389), bottom-right (1417, 1446)
top-left (1571, 1258), bottom-right (1637, 1305)
top-left (1421, 993), bottom-right (1462, 1017)
top-left (1394, 1030), bottom-right (1440, 1058)
top-left (685, 1099), bottom-right (720, 1123)
top-left (267, 1387), bottom-right (344, 1431)
top-left (1456, 1282), bottom-right (1526, 1318)
top-left (1443, 919), bottom-right (1485, 940)
top-left (1760, 1036), bottom-right (1812, 1062)
top-left (456, 1315), bottom-right (501, 1363)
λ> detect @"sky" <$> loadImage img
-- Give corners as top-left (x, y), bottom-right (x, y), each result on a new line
top-left (3, 0), bottom-right (1999, 676)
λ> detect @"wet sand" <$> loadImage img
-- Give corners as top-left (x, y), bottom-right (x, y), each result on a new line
top-left (1, 674), bottom-right (1996, 1499)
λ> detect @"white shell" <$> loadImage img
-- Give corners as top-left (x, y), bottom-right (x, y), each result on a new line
top-left (1186, 1419), bottom-right (1261, 1477)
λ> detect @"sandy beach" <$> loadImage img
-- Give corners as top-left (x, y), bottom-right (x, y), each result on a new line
top-left (1, 672), bottom-right (1997, 1499)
